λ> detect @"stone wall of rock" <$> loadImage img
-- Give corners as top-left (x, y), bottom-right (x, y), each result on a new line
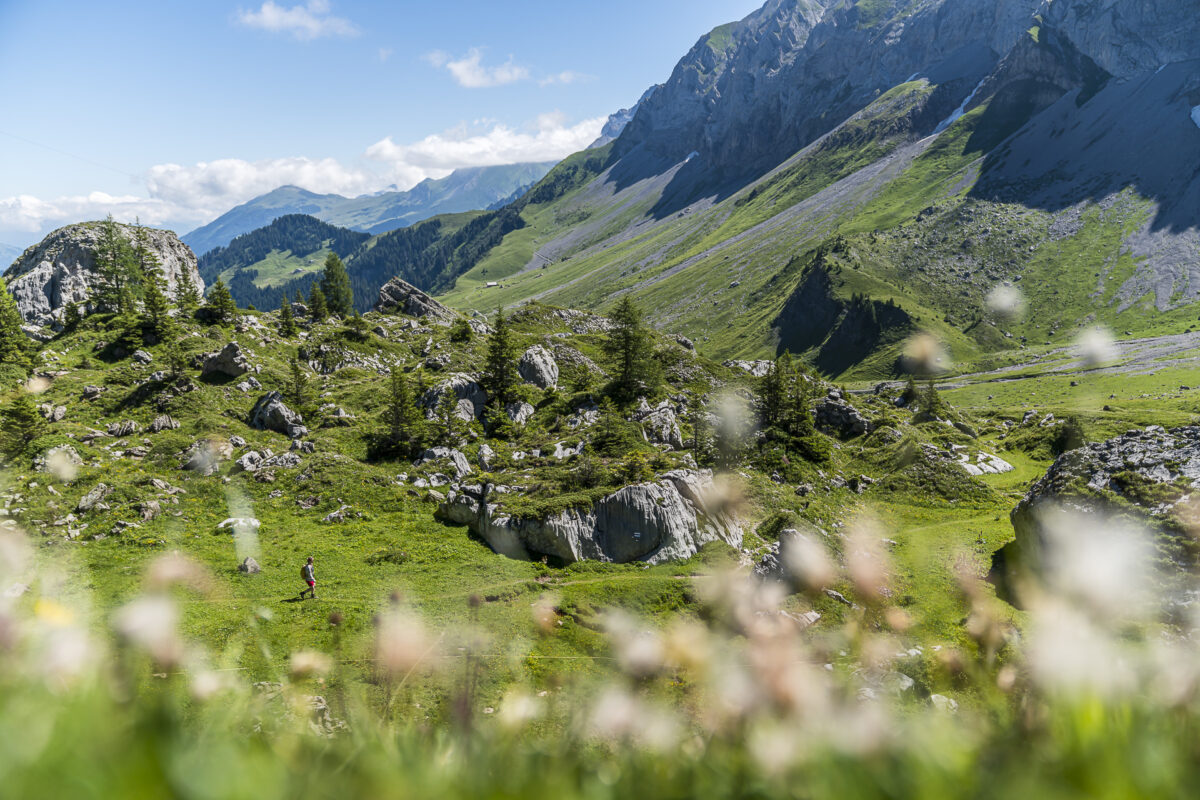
top-left (438, 469), bottom-right (741, 564)
top-left (4, 222), bottom-right (204, 328)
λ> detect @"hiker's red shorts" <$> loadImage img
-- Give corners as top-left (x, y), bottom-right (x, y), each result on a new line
top-left (307, 580), bottom-right (315, 588)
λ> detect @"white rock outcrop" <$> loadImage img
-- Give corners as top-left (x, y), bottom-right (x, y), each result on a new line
top-left (4, 222), bottom-right (204, 327)
top-left (439, 469), bottom-right (741, 564)
top-left (518, 345), bottom-right (559, 389)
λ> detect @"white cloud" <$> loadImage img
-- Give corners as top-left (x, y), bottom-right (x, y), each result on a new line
top-left (377, 47), bottom-right (393, 63)
top-left (1, 114), bottom-right (606, 241)
top-left (365, 113), bottom-right (606, 177)
top-left (236, 0), bottom-right (358, 41)
top-left (539, 71), bottom-right (588, 87)
top-left (426, 48), bottom-right (530, 88)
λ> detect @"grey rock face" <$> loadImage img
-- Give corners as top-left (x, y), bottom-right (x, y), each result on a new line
top-left (813, 394), bottom-right (873, 437)
top-left (375, 277), bottom-right (457, 323)
top-left (202, 342), bottom-right (252, 379)
top-left (238, 557), bottom-right (261, 574)
top-left (634, 399), bottom-right (684, 450)
top-left (438, 469), bottom-right (741, 564)
top-left (518, 345), bottom-right (559, 389)
top-left (250, 392), bottom-right (308, 438)
top-left (417, 447), bottom-right (473, 479)
top-left (420, 374), bottom-right (487, 422)
top-left (505, 401), bottom-right (535, 426)
top-left (724, 360), bottom-right (774, 378)
top-left (76, 483), bottom-right (112, 513)
top-left (4, 221), bottom-right (204, 327)
top-left (106, 420), bottom-right (141, 438)
top-left (999, 425), bottom-right (1200, 596)
top-left (150, 415), bottom-right (180, 432)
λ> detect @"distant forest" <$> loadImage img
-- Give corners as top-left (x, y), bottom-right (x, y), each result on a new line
top-left (198, 215), bottom-right (369, 284)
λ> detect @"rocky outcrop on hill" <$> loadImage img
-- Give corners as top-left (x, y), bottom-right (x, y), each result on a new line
top-left (249, 392), bottom-right (308, 438)
top-left (420, 374), bottom-right (487, 422)
top-left (438, 469), bottom-right (741, 564)
top-left (813, 389), bottom-right (873, 438)
top-left (996, 425), bottom-right (1200, 598)
top-left (201, 342), bottom-right (253, 379)
top-left (518, 345), bottom-right (558, 389)
top-left (375, 277), bottom-right (456, 323)
top-left (3, 222), bottom-right (204, 327)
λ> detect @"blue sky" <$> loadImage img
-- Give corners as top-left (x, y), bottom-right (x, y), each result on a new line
top-left (0, 0), bottom-right (763, 248)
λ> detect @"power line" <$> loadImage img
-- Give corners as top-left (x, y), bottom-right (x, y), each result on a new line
top-left (0, 128), bottom-right (142, 181)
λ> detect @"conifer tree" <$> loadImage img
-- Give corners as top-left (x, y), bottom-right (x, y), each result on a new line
top-left (308, 284), bottom-right (329, 320)
top-left (279, 291), bottom-right (297, 337)
top-left (375, 368), bottom-right (424, 458)
top-left (0, 391), bottom-right (45, 460)
top-left (689, 393), bottom-right (712, 464)
top-left (285, 356), bottom-right (313, 416)
top-left (482, 308), bottom-right (518, 409)
top-left (759, 354), bottom-right (788, 430)
top-left (592, 397), bottom-right (633, 456)
top-left (62, 301), bottom-right (82, 330)
top-left (319, 253), bottom-right (353, 316)
top-left (0, 278), bottom-right (31, 372)
top-left (602, 296), bottom-right (660, 401)
top-left (141, 269), bottom-right (172, 339)
top-left (163, 333), bottom-right (188, 380)
top-left (436, 387), bottom-right (461, 446)
top-left (206, 278), bottom-right (237, 326)
top-left (93, 215), bottom-right (136, 311)
top-left (131, 219), bottom-right (160, 285)
top-left (175, 266), bottom-right (201, 317)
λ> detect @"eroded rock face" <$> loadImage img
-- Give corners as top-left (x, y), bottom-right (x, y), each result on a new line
top-left (997, 425), bottom-right (1200, 600)
top-left (4, 222), bottom-right (204, 327)
top-left (518, 345), bottom-right (559, 389)
top-left (420, 374), bottom-right (487, 422)
top-left (249, 392), bottom-right (308, 438)
top-left (202, 342), bottom-right (252, 379)
top-left (417, 447), bottom-right (473, 479)
top-left (375, 277), bottom-right (456, 323)
top-left (635, 399), bottom-right (684, 450)
top-left (438, 469), bottom-right (741, 564)
top-left (813, 391), bottom-right (873, 438)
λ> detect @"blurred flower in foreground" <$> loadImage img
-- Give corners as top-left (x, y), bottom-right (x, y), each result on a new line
top-left (44, 448), bottom-right (80, 483)
top-left (845, 515), bottom-right (891, 603)
top-left (114, 595), bottom-right (182, 667)
top-left (605, 611), bottom-right (664, 678)
top-left (146, 552), bottom-right (211, 594)
top-left (23, 376), bottom-right (50, 395)
top-left (1074, 326), bottom-right (1117, 368)
top-left (986, 284), bottom-right (1026, 321)
top-left (1033, 506), bottom-right (1153, 621)
top-left (902, 333), bottom-right (949, 376)
top-left (497, 689), bottom-right (542, 731)
top-left (290, 650), bottom-right (333, 678)
top-left (589, 686), bottom-right (679, 751)
top-left (376, 607), bottom-right (435, 677)
top-left (782, 531), bottom-right (837, 593)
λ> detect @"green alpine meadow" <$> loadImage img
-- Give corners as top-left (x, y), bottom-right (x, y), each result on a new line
top-left (3, 0), bottom-right (1200, 797)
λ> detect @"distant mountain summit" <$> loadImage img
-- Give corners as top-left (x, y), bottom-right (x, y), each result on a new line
top-left (181, 162), bottom-right (557, 257)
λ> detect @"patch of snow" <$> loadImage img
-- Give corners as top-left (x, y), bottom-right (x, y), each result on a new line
top-left (1155, 64), bottom-right (1167, 74)
top-left (934, 77), bottom-right (989, 135)
top-left (905, 72), bottom-right (920, 82)
top-left (685, 151), bottom-right (699, 162)
top-left (1191, 106), bottom-right (1200, 131)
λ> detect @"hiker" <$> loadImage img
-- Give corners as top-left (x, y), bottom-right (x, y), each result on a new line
top-left (300, 556), bottom-right (316, 599)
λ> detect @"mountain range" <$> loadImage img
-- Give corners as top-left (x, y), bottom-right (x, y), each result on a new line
top-left (180, 161), bottom-right (558, 257)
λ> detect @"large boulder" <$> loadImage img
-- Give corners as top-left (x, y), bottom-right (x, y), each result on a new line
top-left (518, 345), bottom-right (559, 389)
top-left (813, 390), bottom-right (873, 438)
top-left (375, 277), bottom-right (456, 323)
top-left (420, 374), bottom-right (487, 422)
top-left (249, 392), bottom-right (308, 438)
top-left (417, 447), bottom-right (473, 479)
top-left (995, 425), bottom-right (1200, 602)
top-left (438, 470), bottom-right (741, 564)
top-left (4, 221), bottom-right (203, 327)
top-left (634, 399), bottom-right (684, 450)
top-left (201, 342), bottom-right (252, 379)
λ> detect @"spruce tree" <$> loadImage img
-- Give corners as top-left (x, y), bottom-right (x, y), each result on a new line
top-left (602, 296), bottom-right (660, 401)
top-left (689, 394), bottom-right (712, 465)
top-left (482, 308), bottom-right (518, 409)
top-left (285, 356), bottom-right (313, 417)
top-left (0, 279), bottom-right (31, 371)
top-left (63, 301), bottom-right (82, 330)
top-left (308, 284), bottom-right (329, 320)
top-left (436, 387), bottom-right (461, 446)
top-left (206, 278), bottom-right (237, 326)
top-left (130, 219), bottom-right (159, 287)
top-left (319, 253), bottom-right (354, 316)
top-left (175, 266), bottom-right (201, 317)
top-left (0, 391), bottom-right (46, 460)
top-left (141, 269), bottom-right (172, 339)
top-left (375, 368), bottom-right (424, 458)
top-left (279, 291), bottom-right (298, 337)
top-left (759, 355), bottom-right (788, 430)
top-left (93, 215), bottom-right (136, 311)
top-left (163, 332), bottom-right (188, 380)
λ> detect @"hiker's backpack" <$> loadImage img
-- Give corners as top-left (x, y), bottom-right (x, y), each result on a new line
top-left (300, 564), bottom-right (309, 580)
